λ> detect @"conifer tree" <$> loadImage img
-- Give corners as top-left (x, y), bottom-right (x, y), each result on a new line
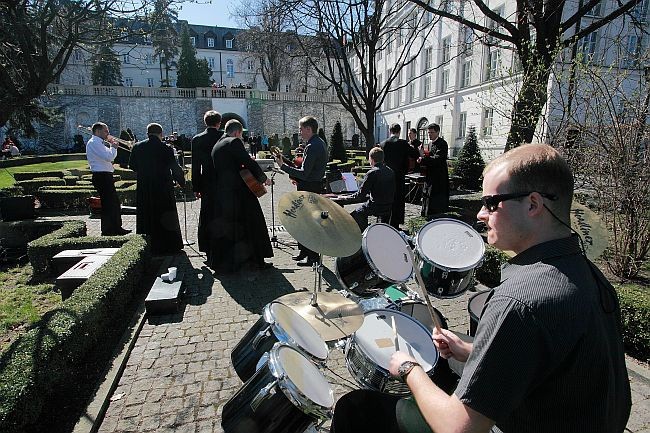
top-left (454, 126), bottom-right (485, 190)
top-left (329, 122), bottom-right (346, 162)
top-left (91, 45), bottom-right (122, 86)
top-left (177, 24), bottom-right (211, 88)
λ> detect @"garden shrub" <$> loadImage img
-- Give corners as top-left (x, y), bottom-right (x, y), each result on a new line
top-left (12, 171), bottom-right (70, 181)
top-left (63, 176), bottom-right (78, 186)
top-left (329, 122), bottom-right (347, 162)
top-left (616, 285), bottom-right (650, 362)
top-left (475, 245), bottom-right (510, 287)
top-left (14, 178), bottom-right (65, 196)
top-left (0, 235), bottom-right (149, 433)
top-left (453, 126), bottom-right (485, 191)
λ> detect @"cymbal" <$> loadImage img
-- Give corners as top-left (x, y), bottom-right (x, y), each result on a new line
top-left (277, 292), bottom-right (364, 342)
top-left (278, 191), bottom-right (361, 257)
top-left (570, 201), bottom-right (608, 261)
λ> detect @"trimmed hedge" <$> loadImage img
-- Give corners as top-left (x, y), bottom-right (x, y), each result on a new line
top-left (36, 183), bottom-right (137, 210)
top-left (0, 220), bottom-right (79, 249)
top-left (475, 245), bottom-right (510, 288)
top-left (617, 285), bottom-right (650, 362)
top-left (12, 170), bottom-right (71, 181)
top-left (14, 178), bottom-right (66, 196)
top-left (0, 235), bottom-right (150, 433)
top-left (27, 220), bottom-right (87, 275)
top-left (63, 175), bottom-right (78, 186)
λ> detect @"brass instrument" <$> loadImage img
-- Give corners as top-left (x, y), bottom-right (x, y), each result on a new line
top-left (77, 125), bottom-right (134, 152)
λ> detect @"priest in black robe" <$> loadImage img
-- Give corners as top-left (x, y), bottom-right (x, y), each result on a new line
top-left (420, 123), bottom-right (449, 217)
top-left (129, 123), bottom-right (185, 255)
top-left (191, 110), bottom-right (223, 258)
top-left (209, 119), bottom-right (273, 273)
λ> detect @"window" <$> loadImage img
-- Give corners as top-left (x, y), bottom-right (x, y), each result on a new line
top-left (147, 78), bottom-right (154, 87)
top-left (74, 49), bottom-right (83, 61)
top-left (424, 47), bottom-right (432, 71)
top-left (208, 57), bottom-right (215, 68)
top-left (579, 32), bottom-right (598, 59)
top-left (207, 37), bottom-right (215, 47)
top-left (285, 84), bottom-right (291, 92)
top-left (463, 26), bottom-right (473, 56)
top-left (586, 1), bottom-right (601, 16)
top-left (123, 53), bottom-right (130, 64)
top-left (388, 34), bottom-right (393, 53)
top-left (409, 59), bottom-right (417, 78)
top-left (247, 60), bottom-right (254, 70)
top-left (461, 60), bottom-right (472, 88)
top-left (440, 69), bottom-right (449, 93)
top-left (77, 74), bottom-right (85, 85)
top-left (378, 73), bottom-right (383, 89)
top-left (124, 77), bottom-right (133, 87)
top-left (190, 36), bottom-right (196, 46)
top-left (226, 38), bottom-right (233, 49)
top-left (409, 81), bottom-right (416, 102)
top-left (482, 108), bottom-right (493, 136)
top-left (458, 112), bottom-right (467, 138)
top-left (145, 54), bottom-right (153, 65)
top-left (423, 74), bottom-right (431, 97)
top-left (442, 37), bottom-right (451, 63)
top-left (633, 0), bottom-right (648, 21)
top-left (623, 35), bottom-right (641, 67)
top-left (485, 49), bottom-right (500, 80)
top-left (435, 115), bottom-right (444, 134)
top-left (226, 59), bottom-right (234, 77)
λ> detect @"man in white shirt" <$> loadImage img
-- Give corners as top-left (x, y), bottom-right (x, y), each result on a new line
top-left (86, 122), bottom-right (130, 236)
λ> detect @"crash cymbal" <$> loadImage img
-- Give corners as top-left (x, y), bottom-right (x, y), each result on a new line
top-left (277, 291), bottom-right (364, 342)
top-left (570, 201), bottom-right (608, 261)
top-left (278, 191), bottom-right (362, 257)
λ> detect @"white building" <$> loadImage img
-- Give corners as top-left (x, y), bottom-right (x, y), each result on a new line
top-left (373, 0), bottom-right (649, 158)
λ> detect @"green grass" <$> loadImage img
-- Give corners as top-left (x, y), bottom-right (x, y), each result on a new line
top-left (0, 160), bottom-right (89, 189)
top-left (0, 265), bottom-right (61, 350)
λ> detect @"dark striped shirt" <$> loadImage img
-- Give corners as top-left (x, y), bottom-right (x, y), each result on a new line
top-left (455, 235), bottom-right (631, 433)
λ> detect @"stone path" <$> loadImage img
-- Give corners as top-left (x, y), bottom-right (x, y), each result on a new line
top-left (46, 173), bottom-right (649, 433)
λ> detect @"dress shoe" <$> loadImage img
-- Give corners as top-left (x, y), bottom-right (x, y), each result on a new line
top-left (292, 252), bottom-right (308, 261)
top-left (296, 258), bottom-right (316, 267)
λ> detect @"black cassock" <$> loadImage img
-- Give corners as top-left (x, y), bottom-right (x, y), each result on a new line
top-left (191, 127), bottom-right (223, 256)
top-left (420, 136), bottom-right (449, 217)
top-left (382, 136), bottom-right (420, 226)
top-left (129, 135), bottom-right (185, 255)
top-left (208, 135), bottom-right (273, 273)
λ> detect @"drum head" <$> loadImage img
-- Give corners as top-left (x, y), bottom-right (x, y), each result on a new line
top-left (355, 309), bottom-right (438, 371)
top-left (269, 302), bottom-right (328, 360)
top-left (416, 219), bottom-right (485, 271)
top-left (362, 223), bottom-right (413, 283)
top-left (273, 345), bottom-right (334, 409)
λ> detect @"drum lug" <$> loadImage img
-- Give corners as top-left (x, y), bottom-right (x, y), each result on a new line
top-left (250, 380), bottom-right (277, 412)
top-left (252, 324), bottom-right (271, 349)
top-left (442, 270), bottom-right (449, 279)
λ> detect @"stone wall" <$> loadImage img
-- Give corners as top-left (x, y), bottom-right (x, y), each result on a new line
top-left (28, 94), bottom-right (356, 152)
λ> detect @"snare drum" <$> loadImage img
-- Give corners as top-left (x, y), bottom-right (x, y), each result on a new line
top-left (345, 309), bottom-right (439, 395)
top-left (335, 224), bottom-right (413, 297)
top-left (468, 290), bottom-right (492, 337)
top-left (385, 285), bottom-right (449, 332)
top-left (415, 219), bottom-right (485, 298)
top-left (222, 344), bottom-right (334, 433)
top-left (231, 302), bottom-right (328, 382)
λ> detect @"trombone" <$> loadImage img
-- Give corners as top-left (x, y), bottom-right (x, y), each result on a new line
top-left (77, 125), bottom-right (134, 152)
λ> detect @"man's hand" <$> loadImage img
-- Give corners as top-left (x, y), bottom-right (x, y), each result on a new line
top-left (388, 352), bottom-right (418, 377)
top-left (432, 328), bottom-right (472, 362)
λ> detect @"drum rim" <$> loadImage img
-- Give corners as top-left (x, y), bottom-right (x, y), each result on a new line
top-left (467, 289), bottom-right (492, 321)
top-left (362, 223), bottom-right (414, 283)
top-left (351, 308), bottom-right (439, 370)
top-left (268, 343), bottom-right (335, 417)
top-left (266, 302), bottom-right (329, 360)
top-left (415, 218), bottom-right (486, 272)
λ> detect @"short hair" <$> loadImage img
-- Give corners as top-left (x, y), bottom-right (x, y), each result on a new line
top-left (92, 122), bottom-right (107, 134)
top-left (147, 123), bottom-right (163, 135)
top-left (427, 123), bottom-right (440, 132)
top-left (484, 144), bottom-right (574, 221)
top-left (225, 119), bottom-right (243, 135)
top-left (299, 116), bottom-right (319, 134)
top-left (389, 124), bottom-right (401, 134)
top-left (204, 110), bottom-right (222, 127)
top-left (409, 128), bottom-right (418, 135)
top-left (369, 146), bottom-right (385, 163)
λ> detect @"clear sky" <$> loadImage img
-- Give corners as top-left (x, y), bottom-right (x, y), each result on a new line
top-left (176, 1), bottom-right (242, 28)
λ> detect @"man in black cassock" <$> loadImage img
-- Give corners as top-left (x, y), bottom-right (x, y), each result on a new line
top-left (209, 119), bottom-right (273, 274)
top-left (191, 110), bottom-right (223, 259)
top-left (381, 123), bottom-right (419, 229)
top-left (419, 123), bottom-right (449, 217)
top-left (129, 123), bottom-right (185, 255)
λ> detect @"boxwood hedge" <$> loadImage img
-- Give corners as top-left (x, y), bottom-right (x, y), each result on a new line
top-left (617, 285), bottom-right (650, 362)
top-left (12, 170), bottom-right (71, 181)
top-left (0, 234), bottom-right (150, 433)
top-left (14, 178), bottom-right (66, 196)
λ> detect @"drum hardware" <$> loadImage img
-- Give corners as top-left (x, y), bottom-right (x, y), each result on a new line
top-left (405, 246), bottom-right (445, 334)
top-left (268, 169), bottom-right (292, 249)
top-left (251, 380), bottom-right (278, 411)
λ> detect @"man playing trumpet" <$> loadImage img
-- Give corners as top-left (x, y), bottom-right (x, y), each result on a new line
top-left (86, 122), bottom-right (131, 236)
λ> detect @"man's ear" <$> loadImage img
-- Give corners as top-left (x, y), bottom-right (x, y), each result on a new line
top-left (528, 192), bottom-right (545, 216)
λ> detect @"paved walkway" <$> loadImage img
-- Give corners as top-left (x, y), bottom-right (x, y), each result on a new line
top-left (48, 174), bottom-right (649, 433)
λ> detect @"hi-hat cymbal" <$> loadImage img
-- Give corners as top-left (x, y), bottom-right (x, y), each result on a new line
top-left (277, 292), bottom-right (363, 342)
top-left (278, 191), bottom-right (361, 257)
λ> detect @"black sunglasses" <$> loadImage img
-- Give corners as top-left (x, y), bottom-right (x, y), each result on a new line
top-left (481, 192), bottom-right (558, 212)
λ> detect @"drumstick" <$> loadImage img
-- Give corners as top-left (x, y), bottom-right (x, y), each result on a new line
top-left (405, 247), bottom-right (444, 334)
top-left (391, 315), bottom-right (399, 351)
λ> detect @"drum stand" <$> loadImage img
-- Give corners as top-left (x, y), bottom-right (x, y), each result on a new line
top-left (269, 170), bottom-right (291, 249)
top-left (310, 254), bottom-right (324, 305)
top-left (179, 156), bottom-right (194, 246)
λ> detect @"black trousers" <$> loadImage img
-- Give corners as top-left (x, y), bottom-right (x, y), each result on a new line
top-left (350, 201), bottom-right (392, 230)
top-left (92, 172), bottom-right (122, 235)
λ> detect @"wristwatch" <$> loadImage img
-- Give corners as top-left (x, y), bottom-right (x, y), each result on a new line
top-left (397, 361), bottom-right (421, 381)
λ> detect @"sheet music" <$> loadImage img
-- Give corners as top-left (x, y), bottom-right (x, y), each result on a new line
top-left (342, 172), bottom-right (359, 192)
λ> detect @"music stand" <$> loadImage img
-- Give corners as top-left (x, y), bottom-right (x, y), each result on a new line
top-left (269, 169), bottom-right (292, 249)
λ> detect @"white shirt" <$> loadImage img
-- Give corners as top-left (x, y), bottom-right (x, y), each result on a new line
top-left (86, 135), bottom-right (117, 172)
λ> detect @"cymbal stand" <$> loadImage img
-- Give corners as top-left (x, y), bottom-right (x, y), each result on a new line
top-left (269, 169), bottom-right (291, 249)
top-left (310, 253), bottom-right (324, 306)
top-left (178, 151), bottom-right (194, 246)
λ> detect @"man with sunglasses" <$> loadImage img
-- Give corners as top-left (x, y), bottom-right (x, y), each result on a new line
top-left (332, 144), bottom-right (630, 433)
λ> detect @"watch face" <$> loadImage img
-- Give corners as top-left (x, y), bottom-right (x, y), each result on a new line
top-left (399, 361), bottom-right (415, 377)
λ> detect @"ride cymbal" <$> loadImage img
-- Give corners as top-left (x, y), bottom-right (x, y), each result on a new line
top-left (278, 191), bottom-right (361, 257)
top-left (277, 292), bottom-right (363, 342)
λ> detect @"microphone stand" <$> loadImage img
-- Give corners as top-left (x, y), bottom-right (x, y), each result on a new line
top-left (269, 168), bottom-right (291, 249)
top-left (178, 150), bottom-right (195, 246)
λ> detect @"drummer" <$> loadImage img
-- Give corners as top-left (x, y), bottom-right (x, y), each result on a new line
top-left (331, 144), bottom-right (631, 433)
top-left (348, 147), bottom-right (395, 230)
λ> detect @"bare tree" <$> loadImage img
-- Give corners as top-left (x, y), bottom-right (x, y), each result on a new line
top-left (284, 0), bottom-right (438, 146)
top-left (408, 0), bottom-right (641, 150)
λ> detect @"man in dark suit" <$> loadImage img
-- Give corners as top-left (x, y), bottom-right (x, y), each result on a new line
top-left (273, 116), bottom-right (328, 266)
top-left (191, 110), bottom-right (223, 258)
top-left (420, 123), bottom-right (449, 217)
top-left (349, 147), bottom-right (395, 230)
top-left (381, 123), bottom-right (419, 229)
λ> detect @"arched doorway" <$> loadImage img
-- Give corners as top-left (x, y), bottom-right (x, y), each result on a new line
top-left (221, 112), bottom-right (247, 130)
top-left (416, 117), bottom-right (429, 143)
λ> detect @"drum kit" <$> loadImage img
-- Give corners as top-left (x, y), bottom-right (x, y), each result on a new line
top-left (221, 191), bottom-right (486, 433)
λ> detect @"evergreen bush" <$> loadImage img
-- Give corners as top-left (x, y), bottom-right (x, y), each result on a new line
top-left (329, 122), bottom-right (347, 162)
top-left (453, 126), bottom-right (485, 190)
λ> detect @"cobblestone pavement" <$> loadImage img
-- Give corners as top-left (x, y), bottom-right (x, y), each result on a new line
top-left (46, 173), bottom-right (649, 433)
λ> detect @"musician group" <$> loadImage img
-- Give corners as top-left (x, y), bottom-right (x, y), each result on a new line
top-left (87, 116), bottom-right (630, 433)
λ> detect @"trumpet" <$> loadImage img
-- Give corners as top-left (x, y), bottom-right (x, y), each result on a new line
top-left (77, 125), bottom-right (134, 152)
